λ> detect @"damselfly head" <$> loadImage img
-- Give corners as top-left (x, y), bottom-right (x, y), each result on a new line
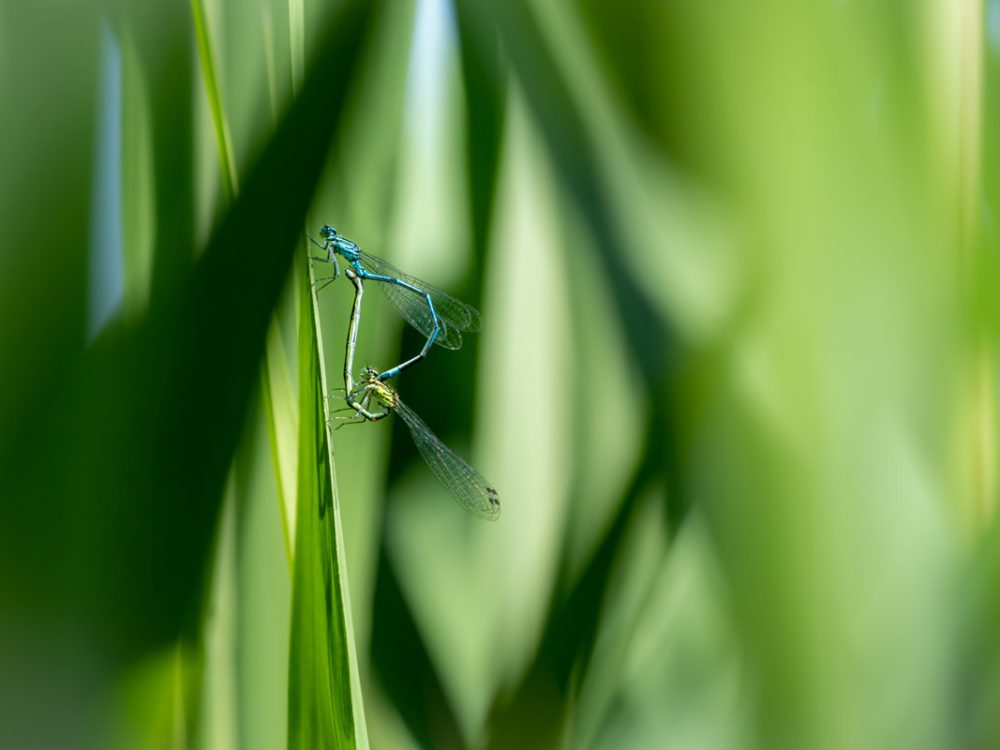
top-left (320, 224), bottom-right (337, 241)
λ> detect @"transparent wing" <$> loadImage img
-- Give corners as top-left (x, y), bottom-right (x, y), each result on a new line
top-left (358, 251), bottom-right (482, 350)
top-left (394, 400), bottom-right (500, 521)
top-left (360, 251), bottom-right (482, 332)
top-left (378, 282), bottom-right (464, 350)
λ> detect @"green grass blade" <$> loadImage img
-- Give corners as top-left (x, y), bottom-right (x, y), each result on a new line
top-left (190, 0), bottom-right (298, 567)
top-left (262, 5), bottom-right (280, 118)
top-left (458, 0), bottom-right (669, 392)
top-left (453, 1), bottom-right (506, 263)
top-left (262, 321), bottom-right (299, 567)
top-left (191, 0), bottom-right (239, 200)
top-left (288, 0), bottom-right (304, 91)
top-left (190, 3), bottom-right (366, 745)
top-left (287, 258), bottom-right (369, 749)
top-left (122, 1), bottom-right (197, 303)
top-left (120, 29), bottom-right (155, 318)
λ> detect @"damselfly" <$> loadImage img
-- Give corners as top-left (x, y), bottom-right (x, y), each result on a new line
top-left (335, 268), bottom-right (500, 521)
top-left (311, 224), bottom-right (481, 382)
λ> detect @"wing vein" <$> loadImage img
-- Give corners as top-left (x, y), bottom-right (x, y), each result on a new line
top-left (394, 401), bottom-right (500, 521)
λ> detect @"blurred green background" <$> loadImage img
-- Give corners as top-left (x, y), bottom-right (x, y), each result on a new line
top-left (1, 0), bottom-right (998, 748)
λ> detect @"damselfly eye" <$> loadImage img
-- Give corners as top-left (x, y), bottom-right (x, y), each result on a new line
top-left (321, 224), bottom-right (337, 238)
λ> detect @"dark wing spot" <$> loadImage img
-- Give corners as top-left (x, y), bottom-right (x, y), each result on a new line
top-left (486, 487), bottom-right (500, 505)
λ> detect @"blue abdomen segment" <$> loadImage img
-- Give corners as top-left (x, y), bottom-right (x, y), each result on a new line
top-left (353, 268), bottom-right (441, 380)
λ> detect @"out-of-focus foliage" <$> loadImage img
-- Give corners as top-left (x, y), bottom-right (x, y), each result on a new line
top-left (1, 1), bottom-right (1000, 749)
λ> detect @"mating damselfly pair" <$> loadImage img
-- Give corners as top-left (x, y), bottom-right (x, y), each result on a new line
top-left (311, 225), bottom-right (500, 521)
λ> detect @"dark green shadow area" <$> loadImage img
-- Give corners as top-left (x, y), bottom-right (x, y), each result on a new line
top-left (371, 543), bottom-right (466, 750)
top-left (0, 0), bottom-right (375, 668)
top-left (117, 1), bottom-right (197, 304)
